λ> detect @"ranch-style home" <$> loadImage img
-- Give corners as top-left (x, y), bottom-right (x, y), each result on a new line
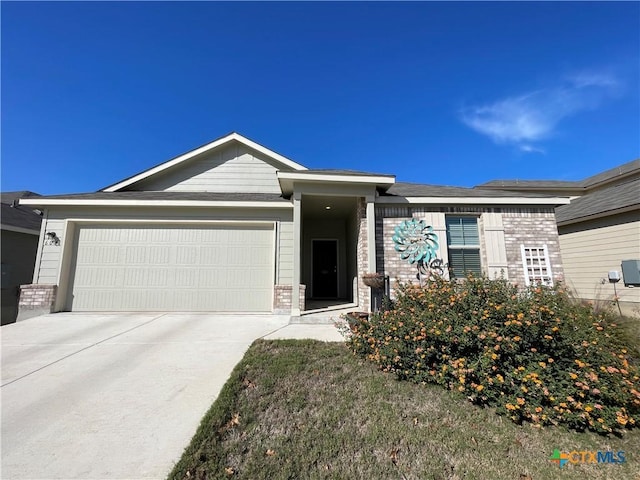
top-left (18, 132), bottom-right (570, 320)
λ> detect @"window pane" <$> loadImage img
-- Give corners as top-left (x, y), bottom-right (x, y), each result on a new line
top-left (461, 217), bottom-right (479, 245)
top-left (448, 248), bottom-right (481, 278)
top-left (446, 217), bottom-right (479, 246)
top-left (446, 219), bottom-right (465, 245)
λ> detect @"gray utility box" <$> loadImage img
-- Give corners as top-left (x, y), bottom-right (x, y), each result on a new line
top-left (621, 260), bottom-right (640, 287)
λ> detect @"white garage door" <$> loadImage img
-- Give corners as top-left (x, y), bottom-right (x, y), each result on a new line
top-left (68, 224), bottom-right (274, 312)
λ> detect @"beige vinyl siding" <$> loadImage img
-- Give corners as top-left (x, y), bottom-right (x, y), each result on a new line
top-left (278, 221), bottom-right (294, 284)
top-left (34, 218), bottom-right (65, 285)
top-left (130, 143), bottom-right (282, 193)
top-left (559, 212), bottom-right (640, 307)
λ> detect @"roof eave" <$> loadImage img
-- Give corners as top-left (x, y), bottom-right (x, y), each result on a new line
top-left (377, 196), bottom-right (570, 206)
top-left (19, 198), bottom-right (293, 209)
top-left (277, 171), bottom-right (395, 196)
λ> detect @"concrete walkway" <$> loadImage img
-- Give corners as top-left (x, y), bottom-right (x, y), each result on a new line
top-left (1, 313), bottom-right (343, 479)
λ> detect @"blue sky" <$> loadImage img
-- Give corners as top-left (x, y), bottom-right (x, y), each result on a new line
top-left (2, 2), bottom-right (639, 195)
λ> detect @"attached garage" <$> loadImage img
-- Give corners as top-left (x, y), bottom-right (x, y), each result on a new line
top-left (66, 223), bottom-right (275, 312)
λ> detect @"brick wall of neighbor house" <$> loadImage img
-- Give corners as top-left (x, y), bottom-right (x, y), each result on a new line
top-left (502, 208), bottom-right (564, 287)
top-left (356, 198), bottom-right (370, 310)
top-left (17, 284), bottom-right (57, 321)
top-left (273, 285), bottom-right (306, 313)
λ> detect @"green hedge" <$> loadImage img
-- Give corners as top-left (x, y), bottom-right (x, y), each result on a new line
top-left (346, 276), bottom-right (639, 434)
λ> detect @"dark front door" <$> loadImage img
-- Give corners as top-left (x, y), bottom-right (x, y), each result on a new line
top-left (312, 239), bottom-right (338, 298)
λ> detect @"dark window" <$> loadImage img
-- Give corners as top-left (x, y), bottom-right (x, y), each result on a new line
top-left (446, 217), bottom-right (481, 278)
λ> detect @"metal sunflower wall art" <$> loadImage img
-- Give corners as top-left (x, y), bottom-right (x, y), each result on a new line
top-left (392, 219), bottom-right (439, 265)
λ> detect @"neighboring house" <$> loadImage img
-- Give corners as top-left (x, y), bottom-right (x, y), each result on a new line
top-left (480, 159), bottom-right (640, 316)
top-left (19, 133), bottom-right (569, 319)
top-left (1, 191), bottom-right (42, 324)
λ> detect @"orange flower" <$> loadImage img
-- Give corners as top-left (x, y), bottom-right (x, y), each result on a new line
top-left (516, 397), bottom-right (525, 406)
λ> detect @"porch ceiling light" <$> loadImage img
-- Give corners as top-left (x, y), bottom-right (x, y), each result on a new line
top-left (325, 206), bottom-right (331, 210)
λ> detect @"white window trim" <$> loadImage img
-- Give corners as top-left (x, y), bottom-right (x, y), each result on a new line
top-left (520, 244), bottom-right (553, 287)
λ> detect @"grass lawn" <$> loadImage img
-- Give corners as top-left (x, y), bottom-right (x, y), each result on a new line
top-left (169, 339), bottom-right (639, 480)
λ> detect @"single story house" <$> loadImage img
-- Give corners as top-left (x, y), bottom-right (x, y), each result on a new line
top-left (1, 191), bottom-right (43, 324)
top-left (19, 133), bottom-right (570, 319)
top-left (480, 159), bottom-right (640, 316)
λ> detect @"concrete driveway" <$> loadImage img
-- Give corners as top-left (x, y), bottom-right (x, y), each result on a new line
top-left (1, 312), bottom-right (292, 479)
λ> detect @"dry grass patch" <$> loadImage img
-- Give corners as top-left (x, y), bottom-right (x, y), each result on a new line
top-left (169, 340), bottom-right (639, 480)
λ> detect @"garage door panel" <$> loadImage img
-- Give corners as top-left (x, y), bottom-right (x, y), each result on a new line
top-left (69, 224), bottom-right (274, 312)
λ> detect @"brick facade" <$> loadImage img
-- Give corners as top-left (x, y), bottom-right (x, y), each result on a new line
top-left (502, 208), bottom-right (564, 287)
top-left (375, 206), bottom-right (564, 293)
top-left (356, 198), bottom-right (370, 310)
top-left (17, 284), bottom-right (57, 321)
top-left (273, 284), bottom-right (306, 313)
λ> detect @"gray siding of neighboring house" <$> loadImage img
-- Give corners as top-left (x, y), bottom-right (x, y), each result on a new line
top-left (33, 206), bottom-right (295, 291)
top-left (129, 143), bottom-right (284, 194)
top-left (2, 230), bottom-right (40, 323)
top-left (558, 211), bottom-right (640, 313)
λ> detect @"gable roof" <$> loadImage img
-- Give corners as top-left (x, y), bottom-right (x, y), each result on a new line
top-left (102, 132), bottom-right (308, 192)
top-left (555, 177), bottom-right (640, 225)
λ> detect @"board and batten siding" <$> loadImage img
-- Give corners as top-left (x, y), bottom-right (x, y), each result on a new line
top-left (130, 143), bottom-right (283, 193)
top-left (32, 207), bottom-right (294, 293)
top-left (559, 212), bottom-right (640, 309)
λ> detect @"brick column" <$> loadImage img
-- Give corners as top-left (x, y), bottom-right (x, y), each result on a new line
top-left (273, 285), bottom-right (306, 314)
top-left (17, 284), bottom-right (57, 321)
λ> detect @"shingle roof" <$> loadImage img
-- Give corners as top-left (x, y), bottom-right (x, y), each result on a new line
top-left (555, 177), bottom-right (640, 224)
top-left (0, 191), bottom-right (41, 204)
top-left (478, 159), bottom-right (640, 191)
top-left (478, 179), bottom-right (581, 189)
top-left (20, 191), bottom-right (289, 202)
top-left (1, 192), bottom-right (43, 231)
top-left (581, 158), bottom-right (640, 188)
top-left (384, 182), bottom-right (559, 198)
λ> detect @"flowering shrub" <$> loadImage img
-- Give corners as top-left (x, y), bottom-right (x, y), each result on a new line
top-left (345, 275), bottom-right (640, 434)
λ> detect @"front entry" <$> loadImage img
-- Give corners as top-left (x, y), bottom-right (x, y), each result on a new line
top-left (312, 239), bottom-right (338, 298)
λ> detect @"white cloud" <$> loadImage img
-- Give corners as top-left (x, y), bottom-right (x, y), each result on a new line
top-left (566, 72), bottom-right (619, 89)
top-left (460, 69), bottom-right (621, 153)
top-left (519, 144), bottom-right (546, 154)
